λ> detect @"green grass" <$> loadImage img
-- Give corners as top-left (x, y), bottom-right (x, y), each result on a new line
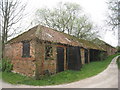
top-left (0, 70), bottom-right (1, 79)
top-left (0, 60), bottom-right (2, 79)
top-left (2, 53), bottom-right (120, 86)
top-left (117, 55), bottom-right (120, 69)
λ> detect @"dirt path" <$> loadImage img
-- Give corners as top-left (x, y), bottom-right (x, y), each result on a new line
top-left (1, 56), bottom-right (119, 88)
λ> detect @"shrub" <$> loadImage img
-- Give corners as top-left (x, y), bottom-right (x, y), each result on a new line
top-left (2, 59), bottom-right (13, 72)
top-left (117, 46), bottom-right (120, 53)
top-left (98, 52), bottom-right (107, 61)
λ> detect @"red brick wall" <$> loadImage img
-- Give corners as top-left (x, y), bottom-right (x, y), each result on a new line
top-left (88, 49), bottom-right (90, 63)
top-left (35, 42), bottom-right (67, 76)
top-left (80, 48), bottom-right (85, 64)
top-left (42, 45), bottom-right (57, 74)
top-left (4, 40), bottom-right (36, 76)
top-left (34, 41), bottom-right (58, 78)
top-left (105, 45), bottom-right (116, 56)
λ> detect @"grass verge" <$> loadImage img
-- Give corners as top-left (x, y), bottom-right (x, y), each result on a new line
top-left (2, 53), bottom-right (120, 86)
top-left (117, 55), bottom-right (120, 69)
top-left (0, 60), bottom-right (2, 79)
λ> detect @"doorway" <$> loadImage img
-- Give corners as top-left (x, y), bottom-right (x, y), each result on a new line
top-left (57, 47), bottom-right (64, 72)
top-left (85, 49), bottom-right (89, 63)
top-left (66, 46), bottom-right (82, 70)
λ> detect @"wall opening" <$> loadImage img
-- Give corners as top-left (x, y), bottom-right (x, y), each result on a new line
top-left (57, 47), bottom-right (64, 72)
top-left (85, 49), bottom-right (89, 63)
top-left (66, 46), bottom-right (82, 70)
top-left (22, 40), bottom-right (30, 57)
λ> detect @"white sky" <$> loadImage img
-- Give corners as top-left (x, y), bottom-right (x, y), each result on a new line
top-left (21, 0), bottom-right (118, 47)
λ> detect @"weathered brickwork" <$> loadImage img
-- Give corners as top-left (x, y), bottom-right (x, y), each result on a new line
top-left (12, 60), bottom-right (36, 76)
top-left (4, 44), bottom-right (14, 59)
top-left (4, 39), bottom-right (116, 77)
top-left (4, 25), bottom-right (117, 78)
top-left (4, 40), bottom-right (36, 76)
top-left (34, 41), bottom-right (57, 78)
top-left (105, 45), bottom-right (116, 56)
top-left (80, 48), bottom-right (85, 64)
top-left (43, 45), bottom-right (57, 74)
top-left (64, 47), bottom-right (67, 70)
top-left (88, 49), bottom-right (90, 63)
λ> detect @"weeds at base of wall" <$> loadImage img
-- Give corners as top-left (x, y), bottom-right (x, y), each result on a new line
top-left (2, 54), bottom-right (119, 86)
top-left (2, 58), bottom-right (13, 72)
top-left (95, 52), bottom-right (107, 61)
top-left (98, 52), bottom-right (107, 61)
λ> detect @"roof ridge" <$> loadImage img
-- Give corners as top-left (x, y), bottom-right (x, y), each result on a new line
top-left (6, 25), bottom-right (107, 51)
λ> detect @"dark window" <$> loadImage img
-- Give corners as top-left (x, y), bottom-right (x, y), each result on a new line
top-left (45, 45), bottom-right (53, 60)
top-left (22, 41), bottom-right (30, 57)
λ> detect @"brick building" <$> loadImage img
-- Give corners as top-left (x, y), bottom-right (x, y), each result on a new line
top-left (93, 38), bottom-right (117, 56)
top-left (4, 25), bottom-right (109, 78)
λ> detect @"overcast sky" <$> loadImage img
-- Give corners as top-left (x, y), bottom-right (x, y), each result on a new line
top-left (21, 0), bottom-right (118, 47)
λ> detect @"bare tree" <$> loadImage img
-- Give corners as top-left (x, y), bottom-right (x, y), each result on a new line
top-left (107, 0), bottom-right (120, 29)
top-left (0, 4), bottom-right (1, 59)
top-left (0, 0), bottom-right (26, 58)
top-left (107, 0), bottom-right (120, 46)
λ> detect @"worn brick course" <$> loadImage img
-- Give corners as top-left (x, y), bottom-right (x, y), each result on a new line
top-left (4, 40), bottom-right (36, 76)
top-left (80, 48), bottom-right (85, 65)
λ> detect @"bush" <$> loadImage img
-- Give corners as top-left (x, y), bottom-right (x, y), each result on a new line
top-left (98, 52), bottom-right (107, 61)
top-left (117, 46), bottom-right (120, 53)
top-left (2, 59), bottom-right (13, 72)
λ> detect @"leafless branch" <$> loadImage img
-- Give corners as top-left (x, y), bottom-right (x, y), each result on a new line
top-left (0, 0), bottom-right (27, 58)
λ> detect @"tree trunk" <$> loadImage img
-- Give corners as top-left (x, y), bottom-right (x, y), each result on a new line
top-left (2, 28), bottom-right (5, 59)
top-left (118, 1), bottom-right (120, 46)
